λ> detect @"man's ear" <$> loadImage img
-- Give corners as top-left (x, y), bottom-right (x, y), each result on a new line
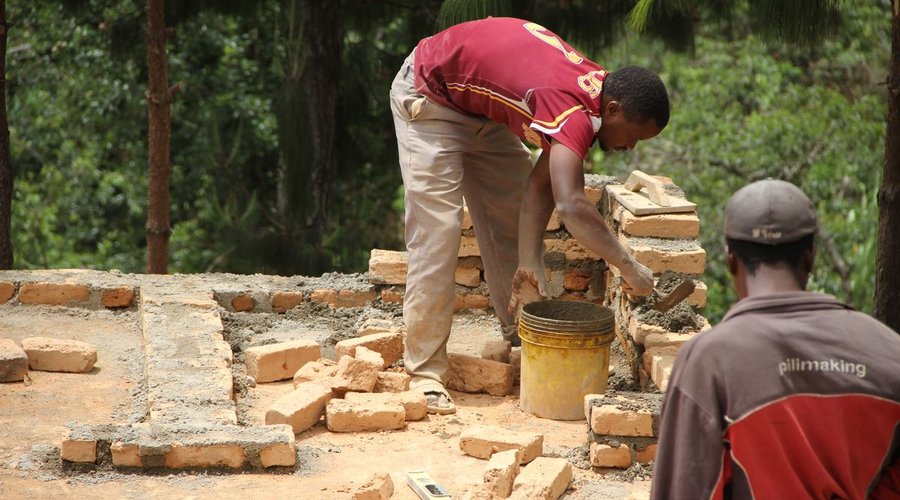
top-left (605, 100), bottom-right (622, 118)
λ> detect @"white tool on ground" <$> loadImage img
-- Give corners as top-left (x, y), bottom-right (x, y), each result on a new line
top-left (406, 471), bottom-right (451, 499)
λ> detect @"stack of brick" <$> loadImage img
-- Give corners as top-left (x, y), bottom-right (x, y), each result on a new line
top-left (600, 172), bottom-right (710, 392)
top-left (583, 392), bottom-right (662, 469)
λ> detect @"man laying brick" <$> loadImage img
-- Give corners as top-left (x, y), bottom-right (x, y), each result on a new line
top-left (390, 17), bottom-right (668, 414)
top-left (651, 179), bottom-right (900, 499)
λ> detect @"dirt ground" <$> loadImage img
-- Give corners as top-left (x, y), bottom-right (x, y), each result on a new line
top-left (0, 301), bottom-right (652, 499)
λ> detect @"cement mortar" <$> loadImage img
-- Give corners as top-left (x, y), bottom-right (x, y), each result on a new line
top-left (631, 272), bottom-right (704, 333)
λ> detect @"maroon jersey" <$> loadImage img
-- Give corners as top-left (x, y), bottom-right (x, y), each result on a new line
top-left (413, 17), bottom-right (607, 159)
top-left (651, 292), bottom-right (900, 499)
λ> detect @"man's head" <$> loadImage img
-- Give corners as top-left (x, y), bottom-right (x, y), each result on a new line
top-left (596, 66), bottom-right (669, 152)
top-left (724, 179), bottom-right (818, 297)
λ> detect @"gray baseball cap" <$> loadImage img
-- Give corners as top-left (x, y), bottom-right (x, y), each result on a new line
top-left (724, 179), bottom-right (817, 245)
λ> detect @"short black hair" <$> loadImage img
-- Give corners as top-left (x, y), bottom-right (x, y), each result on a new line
top-left (604, 66), bottom-right (670, 129)
top-left (726, 234), bottom-right (815, 275)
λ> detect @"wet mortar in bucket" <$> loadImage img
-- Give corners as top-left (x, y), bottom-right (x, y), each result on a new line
top-left (518, 300), bottom-right (615, 420)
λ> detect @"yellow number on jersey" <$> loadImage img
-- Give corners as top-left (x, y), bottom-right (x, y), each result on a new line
top-left (577, 70), bottom-right (607, 99)
top-left (523, 22), bottom-right (584, 64)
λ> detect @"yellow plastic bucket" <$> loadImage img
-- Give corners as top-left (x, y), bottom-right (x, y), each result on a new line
top-left (518, 300), bottom-right (615, 420)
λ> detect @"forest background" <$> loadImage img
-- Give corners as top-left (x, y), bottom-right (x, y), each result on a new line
top-left (5, 1), bottom-right (888, 322)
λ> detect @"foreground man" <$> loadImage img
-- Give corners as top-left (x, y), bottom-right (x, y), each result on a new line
top-left (651, 179), bottom-right (900, 499)
top-left (390, 17), bottom-right (669, 414)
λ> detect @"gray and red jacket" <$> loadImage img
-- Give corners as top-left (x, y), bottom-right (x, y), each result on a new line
top-left (651, 292), bottom-right (900, 499)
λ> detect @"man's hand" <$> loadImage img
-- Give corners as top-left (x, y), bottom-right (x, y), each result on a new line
top-left (620, 260), bottom-right (654, 297)
top-left (508, 267), bottom-right (548, 321)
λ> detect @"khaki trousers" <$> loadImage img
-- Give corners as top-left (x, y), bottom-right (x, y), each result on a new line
top-left (390, 51), bottom-right (534, 385)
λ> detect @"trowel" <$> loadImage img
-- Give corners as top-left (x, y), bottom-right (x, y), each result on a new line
top-left (652, 278), bottom-right (696, 313)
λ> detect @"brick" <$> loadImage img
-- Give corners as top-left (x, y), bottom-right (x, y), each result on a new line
top-left (101, 286), bottom-right (134, 308)
top-left (272, 291), bottom-right (304, 313)
top-left (619, 234), bottom-right (706, 275)
top-left (589, 443), bottom-right (632, 469)
top-left (18, 282), bottom-right (89, 306)
top-left (0, 281), bottom-right (14, 303)
top-left (310, 289), bottom-right (377, 308)
top-left (688, 281), bottom-right (707, 308)
top-left (462, 205), bottom-right (473, 230)
top-left (510, 457), bottom-right (572, 500)
top-left (645, 349), bottom-right (677, 392)
top-left (615, 207), bottom-right (700, 239)
top-left (459, 425), bottom-right (543, 464)
top-left (454, 291), bottom-right (491, 311)
top-left (231, 294), bottom-right (255, 312)
top-left (447, 353), bottom-right (514, 396)
top-left (563, 271), bottom-right (591, 291)
top-left (61, 439), bottom-right (97, 463)
top-left (332, 353), bottom-right (381, 394)
top-left (325, 398), bottom-right (406, 432)
top-left (22, 337), bottom-right (97, 373)
top-left (455, 266), bottom-right (481, 287)
top-left (583, 394), bottom-right (604, 422)
top-left (110, 442), bottom-right (142, 467)
top-left (164, 444), bottom-right (245, 469)
top-left (345, 390), bottom-right (427, 421)
top-left (380, 287), bottom-right (404, 304)
top-left (292, 359), bottom-right (338, 388)
top-left (635, 444), bottom-right (657, 464)
top-left (373, 371), bottom-right (410, 393)
top-left (459, 235), bottom-right (480, 257)
top-left (356, 318), bottom-right (397, 337)
top-left (335, 331), bottom-right (403, 368)
top-left (259, 441), bottom-right (297, 468)
top-left (484, 449), bottom-right (521, 498)
top-left (353, 472), bottom-right (394, 500)
top-left (481, 340), bottom-right (511, 363)
top-left (0, 338), bottom-right (28, 382)
top-left (643, 330), bottom-right (698, 350)
top-left (546, 210), bottom-right (561, 231)
top-left (368, 249), bottom-right (408, 285)
top-left (584, 183), bottom-right (605, 206)
top-left (244, 340), bottom-right (321, 383)
top-left (266, 382), bottom-right (334, 434)
top-left (590, 405), bottom-right (654, 437)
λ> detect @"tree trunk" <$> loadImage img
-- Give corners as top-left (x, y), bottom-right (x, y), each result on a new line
top-left (145, 0), bottom-right (173, 274)
top-left (0, 0), bottom-right (12, 269)
top-left (875, 2), bottom-right (900, 332)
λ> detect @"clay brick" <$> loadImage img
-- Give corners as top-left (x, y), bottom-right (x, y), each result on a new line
top-left (345, 390), bottom-right (427, 421)
top-left (231, 294), bottom-right (255, 312)
top-left (0, 281), bottom-right (14, 303)
top-left (373, 371), bottom-right (410, 393)
top-left (589, 443), bottom-right (632, 469)
top-left (619, 234), bottom-right (706, 275)
top-left (259, 441), bottom-right (297, 468)
top-left (266, 382), bottom-right (334, 434)
top-left (356, 318), bottom-right (396, 337)
top-left (484, 449), bottom-right (521, 498)
top-left (459, 235), bottom-right (480, 257)
top-left (459, 425), bottom-right (543, 464)
top-left (18, 282), bottom-right (89, 306)
top-left (481, 340), bottom-right (511, 363)
top-left (110, 442), bottom-right (142, 467)
top-left (563, 271), bottom-right (591, 291)
top-left (334, 331), bottom-right (403, 368)
top-left (510, 457), bottom-right (572, 500)
top-left (635, 444), bottom-right (658, 464)
top-left (310, 289), bottom-right (377, 308)
top-left (368, 249), bottom-right (408, 285)
top-left (353, 472), bottom-right (394, 500)
top-left (645, 348), bottom-right (677, 392)
top-left (99, 286), bottom-right (134, 308)
top-left (61, 439), bottom-right (97, 463)
top-left (164, 444), bottom-right (245, 469)
top-left (292, 359), bottom-right (338, 388)
top-left (325, 398), bottom-right (406, 432)
top-left (544, 238), bottom-right (599, 261)
top-left (0, 338), bottom-right (28, 382)
top-left (584, 184), bottom-right (605, 206)
top-left (643, 330), bottom-right (699, 350)
top-left (244, 339), bottom-right (321, 383)
top-left (462, 205), bottom-right (473, 230)
top-left (583, 394), bottom-right (604, 422)
top-left (615, 207), bottom-right (700, 239)
top-left (455, 266), bottom-right (481, 287)
top-left (454, 291), bottom-right (491, 311)
top-left (22, 337), bottom-right (97, 373)
top-left (380, 287), bottom-right (404, 304)
top-left (590, 405), bottom-right (654, 437)
top-left (272, 291), bottom-right (304, 313)
top-left (688, 281), bottom-right (707, 308)
top-left (447, 353), bottom-right (514, 396)
top-left (546, 210), bottom-right (561, 231)
top-left (332, 352), bottom-right (381, 394)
